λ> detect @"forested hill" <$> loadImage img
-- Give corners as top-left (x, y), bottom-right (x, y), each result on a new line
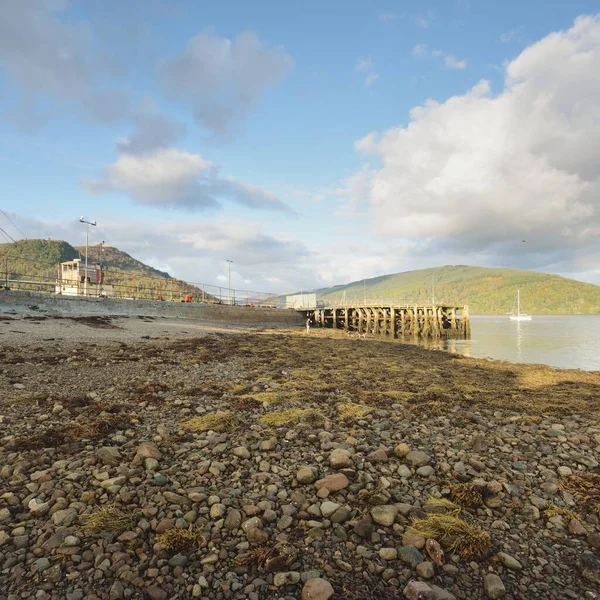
top-left (0, 239), bottom-right (201, 299)
top-left (0, 239), bottom-right (173, 280)
top-left (315, 265), bottom-right (600, 315)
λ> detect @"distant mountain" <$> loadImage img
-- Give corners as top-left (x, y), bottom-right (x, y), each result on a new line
top-left (314, 265), bottom-right (600, 314)
top-left (0, 239), bottom-right (199, 300)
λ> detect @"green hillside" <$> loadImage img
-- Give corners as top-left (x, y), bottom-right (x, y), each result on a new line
top-left (73, 245), bottom-right (172, 279)
top-left (315, 265), bottom-right (600, 315)
top-left (0, 239), bottom-right (199, 300)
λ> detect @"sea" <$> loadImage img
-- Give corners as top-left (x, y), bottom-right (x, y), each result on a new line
top-left (421, 315), bottom-right (600, 372)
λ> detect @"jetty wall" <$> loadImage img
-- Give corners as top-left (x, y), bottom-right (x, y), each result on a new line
top-left (0, 290), bottom-right (303, 328)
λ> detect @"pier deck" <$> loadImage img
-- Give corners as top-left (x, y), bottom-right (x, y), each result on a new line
top-left (299, 304), bottom-right (470, 339)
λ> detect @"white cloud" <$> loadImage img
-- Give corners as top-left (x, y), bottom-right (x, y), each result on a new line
top-left (411, 44), bottom-right (428, 58)
top-left (364, 73), bottom-right (380, 87)
top-left (355, 57), bottom-right (373, 72)
top-left (414, 9), bottom-right (436, 29)
top-left (355, 56), bottom-right (379, 87)
top-left (84, 147), bottom-right (292, 213)
top-left (444, 55), bottom-right (467, 69)
top-left (159, 30), bottom-right (292, 136)
top-left (350, 14), bottom-right (600, 274)
top-left (411, 45), bottom-right (467, 69)
top-left (500, 27), bottom-right (523, 43)
top-left (0, 0), bottom-right (128, 127)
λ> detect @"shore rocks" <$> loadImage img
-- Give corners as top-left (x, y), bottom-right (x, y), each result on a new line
top-left (301, 578), bottom-right (334, 600)
top-left (1, 324), bottom-right (599, 600)
top-left (484, 573), bottom-right (506, 599)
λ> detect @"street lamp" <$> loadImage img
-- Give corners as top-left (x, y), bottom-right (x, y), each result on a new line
top-left (79, 216), bottom-right (97, 297)
top-left (226, 259), bottom-right (233, 305)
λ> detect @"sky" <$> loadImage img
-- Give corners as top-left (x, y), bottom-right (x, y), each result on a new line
top-left (1, 0), bottom-right (600, 293)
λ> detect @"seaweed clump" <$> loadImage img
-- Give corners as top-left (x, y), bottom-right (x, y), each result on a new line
top-left (259, 408), bottom-right (325, 428)
top-left (155, 526), bottom-right (205, 553)
top-left (449, 483), bottom-right (490, 508)
top-left (409, 498), bottom-right (491, 560)
top-left (180, 412), bottom-right (240, 432)
top-left (82, 504), bottom-right (138, 534)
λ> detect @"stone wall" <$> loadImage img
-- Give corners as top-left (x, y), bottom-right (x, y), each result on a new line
top-left (0, 290), bottom-right (303, 327)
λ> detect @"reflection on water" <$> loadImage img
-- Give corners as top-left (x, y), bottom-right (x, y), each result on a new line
top-left (417, 315), bottom-right (600, 372)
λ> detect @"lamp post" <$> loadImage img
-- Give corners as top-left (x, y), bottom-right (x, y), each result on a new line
top-left (79, 217), bottom-right (97, 297)
top-left (226, 259), bottom-right (233, 305)
top-left (99, 240), bottom-right (104, 296)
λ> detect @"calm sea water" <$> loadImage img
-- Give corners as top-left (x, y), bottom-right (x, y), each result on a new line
top-left (421, 315), bottom-right (600, 372)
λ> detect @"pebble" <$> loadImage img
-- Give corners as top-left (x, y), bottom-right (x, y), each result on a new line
top-left (370, 505), bottom-right (398, 527)
top-left (496, 552), bottom-right (523, 570)
top-left (405, 450), bottom-right (431, 467)
top-left (329, 448), bottom-right (353, 468)
top-left (398, 545), bottom-right (425, 567)
top-left (301, 578), bottom-right (334, 600)
top-left (484, 573), bottom-right (506, 599)
top-left (297, 466), bottom-right (316, 484)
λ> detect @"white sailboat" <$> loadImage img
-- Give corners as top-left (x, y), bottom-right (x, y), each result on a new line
top-left (509, 289), bottom-right (532, 321)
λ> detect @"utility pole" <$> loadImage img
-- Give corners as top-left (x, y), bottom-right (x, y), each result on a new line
top-left (226, 259), bottom-right (233, 305)
top-left (79, 217), bottom-right (97, 297)
top-left (98, 240), bottom-right (104, 297)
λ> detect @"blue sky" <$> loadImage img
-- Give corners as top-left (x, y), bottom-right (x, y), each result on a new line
top-left (1, 1), bottom-right (600, 292)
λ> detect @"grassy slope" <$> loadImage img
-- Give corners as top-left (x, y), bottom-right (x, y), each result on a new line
top-left (315, 265), bottom-right (600, 314)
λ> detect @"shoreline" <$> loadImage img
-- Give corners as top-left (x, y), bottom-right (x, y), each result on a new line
top-left (1, 318), bottom-right (599, 599)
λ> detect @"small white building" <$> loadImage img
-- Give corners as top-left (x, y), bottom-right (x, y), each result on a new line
top-left (56, 258), bottom-right (108, 296)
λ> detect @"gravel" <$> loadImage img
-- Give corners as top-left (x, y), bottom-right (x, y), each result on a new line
top-left (0, 319), bottom-right (599, 599)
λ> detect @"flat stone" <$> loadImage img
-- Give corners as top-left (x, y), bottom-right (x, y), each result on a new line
top-left (297, 466), bottom-right (316, 484)
top-left (233, 446), bottom-right (251, 459)
top-left (496, 552), bottom-right (522, 570)
top-left (100, 476), bottom-right (126, 489)
top-left (51, 508), bottom-right (77, 527)
top-left (274, 571), bottom-right (301, 586)
top-left (370, 505), bottom-right (398, 527)
top-left (398, 465), bottom-right (412, 478)
top-left (315, 473), bottom-right (349, 492)
top-left (379, 547), bottom-right (397, 561)
top-left (320, 501), bottom-right (340, 518)
top-left (132, 441), bottom-right (161, 467)
top-left (403, 533), bottom-right (426, 549)
top-left (330, 448), bottom-right (353, 469)
top-left (163, 491), bottom-right (187, 504)
top-left (484, 573), bottom-right (506, 599)
top-left (416, 465), bottom-right (435, 477)
top-left (301, 578), bottom-right (334, 600)
top-left (96, 446), bottom-right (122, 466)
top-left (403, 581), bottom-right (435, 600)
top-left (260, 437), bottom-right (278, 451)
top-left (146, 586), bottom-right (167, 600)
top-left (398, 545), bottom-right (425, 567)
top-left (416, 561), bottom-right (435, 579)
top-left (224, 508), bottom-right (242, 530)
top-left (366, 448), bottom-right (389, 463)
top-left (406, 450), bottom-right (431, 467)
top-left (557, 466), bottom-right (572, 477)
top-left (35, 557), bottom-right (51, 572)
top-left (569, 518), bottom-right (587, 536)
top-left (353, 516), bottom-right (373, 539)
top-left (144, 457), bottom-right (159, 471)
top-left (330, 506), bottom-right (352, 523)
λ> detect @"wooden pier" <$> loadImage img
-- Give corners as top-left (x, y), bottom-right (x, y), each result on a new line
top-left (300, 304), bottom-right (470, 339)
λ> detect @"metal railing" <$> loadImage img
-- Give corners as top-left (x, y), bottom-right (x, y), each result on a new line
top-left (1, 272), bottom-right (280, 308)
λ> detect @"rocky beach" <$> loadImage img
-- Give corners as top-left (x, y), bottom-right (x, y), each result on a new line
top-left (1, 314), bottom-right (600, 600)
